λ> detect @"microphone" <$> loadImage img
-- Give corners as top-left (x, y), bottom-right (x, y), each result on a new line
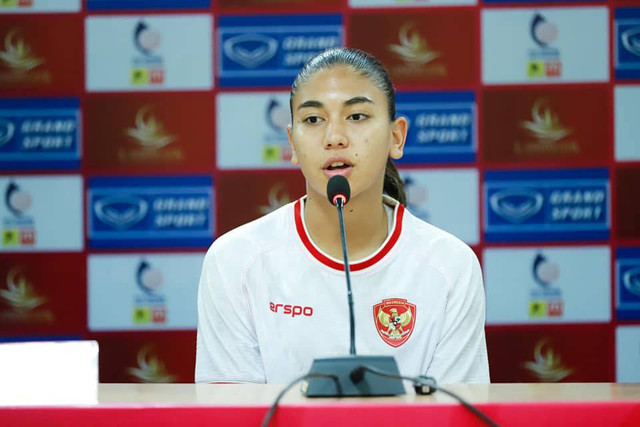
top-left (326, 176), bottom-right (355, 356)
top-left (302, 176), bottom-right (405, 397)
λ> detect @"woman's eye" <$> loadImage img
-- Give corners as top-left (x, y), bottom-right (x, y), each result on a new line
top-left (349, 113), bottom-right (367, 121)
top-left (304, 116), bottom-right (322, 124)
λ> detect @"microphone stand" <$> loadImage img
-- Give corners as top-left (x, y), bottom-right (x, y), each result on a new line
top-left (335, 196), bottom-right (356, 356)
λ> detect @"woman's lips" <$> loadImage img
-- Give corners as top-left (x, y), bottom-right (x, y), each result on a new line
top-left (323, 165), bottom-right (353, 178)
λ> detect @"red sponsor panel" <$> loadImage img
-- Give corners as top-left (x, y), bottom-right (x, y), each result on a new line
top-left (0, 254), bottom-right (86, 336)
top-left (487, 325), bottom-right (614, 383)
top-left (348, 10), bottom-right (477, 87)
top-left (616, 167), bottom-right (640, 239)
top-left (482, 87), bottom-right (610, 164)
top-left (218, 0), bottom-right (342, 8)
top-left (84, 93), bottom-right (215, 174)
top-left (0, 16), bottom-right (83, 95)
top-left (92, 331), bottom-right (196, 383)
top-left (217, 171), bottom-right (306, 236)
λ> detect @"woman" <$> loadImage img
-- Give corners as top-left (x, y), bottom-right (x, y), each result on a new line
top-left (195, 47), bottom-right (489, 384)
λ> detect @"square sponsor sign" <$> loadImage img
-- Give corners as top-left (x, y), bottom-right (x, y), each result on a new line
top-left (0, 254), bottom-right (85, 336)
top-left (482, 86), bottom-right (609, 164)
top-left (217, 14), bottom-right (343, 87)
top-left (217, 91), bottom-right (294, 169)
top-left (399, 168), bottom-right (479, 245)
top-left (90, 332), bottom-right (196, 383)
top-left (87, 0), bottom-right (210, 10)
top-left (88, 253), bottom-right (203, 331)
top-left (0, 98), bottom-right (80, 170)
top-left (216, 170), bottom-right (305, 235)
top-left (349, 10), bottom-right (477, 86)
top-left (482, 7), bottom-right (608, 84)
top-left (87, 176), bottom-right (214, 249)
top-left (0, 0), bottom-right (80, 13)
top-left (86, 14), bottom-right (213, 91)
top-left (85, 93), bottom-right (214, 174)
top-left (616, 326), bottom-right (640, 382)
top-left (616, 247), bottom-right (640, 320)
top-left (615, 8), bottom-right (640, 79)
top-left (0, 15), bottom-right (83, 93)
top-left (395, 91), bottom-right (476, 164)
top-left (484, 246), bottom-right (611, 325)
top-left (487, 325), bottom-right (614, 382)
top-left (483, 168), bottom-right (610, 242)
top-left (0, 175), bottom-right (82, 252)
top-left (614, 85), bottom-right (640, 161)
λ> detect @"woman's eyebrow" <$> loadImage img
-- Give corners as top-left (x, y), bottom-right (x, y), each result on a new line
top-left (343, 96), bottom-right (374, 106)
top-left (297, 96), bottom-right (374, 111)
top-left (297, 100), bottom-right (323, 110)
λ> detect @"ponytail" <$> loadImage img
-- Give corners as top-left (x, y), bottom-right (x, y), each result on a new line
top-left (383, 158), bottom-right (406, 206)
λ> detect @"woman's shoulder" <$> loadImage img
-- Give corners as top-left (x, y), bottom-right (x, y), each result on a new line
top-left (205, 201), bottom-right (295, 262)
top-left (402, 207), bottom-right (478, 265)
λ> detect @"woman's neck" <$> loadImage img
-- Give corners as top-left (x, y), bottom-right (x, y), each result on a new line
top-left (303, 190), bottom-right (389, 262)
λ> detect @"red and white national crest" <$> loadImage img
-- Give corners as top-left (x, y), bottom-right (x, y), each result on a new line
top-left (373, 298), bottom-right (416, 348)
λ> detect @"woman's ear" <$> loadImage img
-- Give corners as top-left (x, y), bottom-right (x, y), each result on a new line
top-left (389, 116), bottom-right (408, 160)
top-left (287, 124), bottom-right (299, 165)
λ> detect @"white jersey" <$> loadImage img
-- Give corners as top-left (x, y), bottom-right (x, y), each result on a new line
top-left (195, 196), bottom-right (489, 384)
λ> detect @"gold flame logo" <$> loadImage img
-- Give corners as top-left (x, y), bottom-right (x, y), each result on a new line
top-left (520, 99), bottom-right (572, 143)
top-left (258, 183), bottom-right (292, 215)
top-left (127, 346), bottom-right (176, 383)
top-left (125, 106), bottom-right (176, 150)
top-left (523, 340), bottom-right (573, 382)
top-left (0, 29), bottom-right (44, 72)
top-left (388, 23), bottom-right (440, 65)
top-left (0, 266), bottom-right (46, 311)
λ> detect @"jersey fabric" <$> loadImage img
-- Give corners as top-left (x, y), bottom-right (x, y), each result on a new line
top-left (195, 196), bottom-right (490, 384)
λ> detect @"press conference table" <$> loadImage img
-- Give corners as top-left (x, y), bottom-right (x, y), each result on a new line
top-left (3, 383), bottom-right (640, 426)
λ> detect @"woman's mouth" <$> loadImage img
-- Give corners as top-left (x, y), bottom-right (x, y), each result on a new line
top-left (323, 160), bottom-right (353, 177)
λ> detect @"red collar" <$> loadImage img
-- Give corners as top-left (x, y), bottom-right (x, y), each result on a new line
top-left (293, 198), bottom-right (404, 272)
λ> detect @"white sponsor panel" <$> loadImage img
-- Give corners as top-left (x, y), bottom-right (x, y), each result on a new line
top-left (400, 168), bottom-right (479, 245)
top-left (88, 253), bottom-right (204, 331)
top-left (0, 175), bottom-right (82, 252)
top-left (482, 7), bottom-right (609, 84)
top-left (615, 86), bottom-right (640, 161)
top-left (616, 326), bottom-right (640, 382)
top-left (0, 0), bottom-right (80, 13)
top-left (349, 0), bottom-right (475, 7)
top-left (86, 14), bottom-right (213, 91)
top-left (484, 246), bottom-right (611, 324)
top-left (217, 91), bottom-right (295, 170)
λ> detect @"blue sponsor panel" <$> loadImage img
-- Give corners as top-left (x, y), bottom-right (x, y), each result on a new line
top-left (87, 0), bottom-right (210, 10)
top-left (395, 91), bottom-right (476, 164)
top-left (617, 248), bottom-right (640, 321)
top-left (615, 8), bottom-right (640, 80)
top-left (218, 14), bottom-right (343, 87)
top-left (484, 169), bottom-right (610, 242)
top-left (88, 176), bottom-right (214, 249)
top-left (0, 99), bottom-right (80, 171)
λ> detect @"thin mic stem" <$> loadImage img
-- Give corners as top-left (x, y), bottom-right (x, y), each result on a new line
top-left (336, 198), bottom-right (356, 356)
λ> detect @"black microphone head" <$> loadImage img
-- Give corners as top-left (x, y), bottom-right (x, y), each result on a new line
top-left (327, 175), bottom-right (351, 206)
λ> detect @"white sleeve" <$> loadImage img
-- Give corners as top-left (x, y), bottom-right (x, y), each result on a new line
top-left (427, 248), bottom-right (490, 384)
top-left (195, 248), bottom-right (266, 384)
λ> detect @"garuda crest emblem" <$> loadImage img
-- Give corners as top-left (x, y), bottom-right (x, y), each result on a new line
top-left (373, 298), bottom-right (416, 347)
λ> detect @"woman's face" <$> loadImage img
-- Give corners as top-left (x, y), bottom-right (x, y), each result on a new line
top-left (287, 66), bottom-right (406, 204)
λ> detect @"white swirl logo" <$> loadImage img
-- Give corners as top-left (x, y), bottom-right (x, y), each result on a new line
top-left (623, 267), bottom-right (640, 298)
top-left (94, 196), bottom-right (148, 230)
top-left (621, 27), bottom-right (640, 58)
top-left (223, 34), bottom-right (278, 68)
top-left (489, 189), bottom-right (544, 224)
top-left (0, 119), bottom-right (15, 147)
